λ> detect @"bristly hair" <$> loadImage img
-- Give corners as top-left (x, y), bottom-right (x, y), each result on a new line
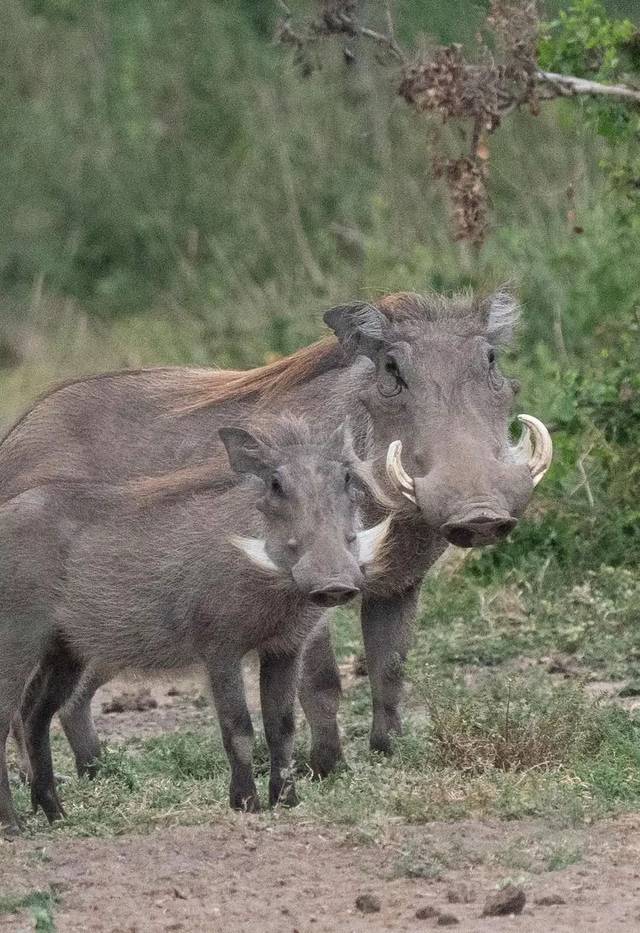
top-left (234, 413), bottom-right (339, 455)
top-left (376, 288), bottom-right (520, 346)
top-left (484, 287), bottom-right (520, 347)
top-left (172, 338), bottom-right (347, 414)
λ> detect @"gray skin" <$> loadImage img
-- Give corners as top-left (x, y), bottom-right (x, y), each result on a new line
top-left (0, 419), bottom-right (382, 835)
top-left (1, 290), bottom-right (534, 781)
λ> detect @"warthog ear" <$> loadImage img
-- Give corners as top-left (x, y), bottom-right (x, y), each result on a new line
top-left (324, 302), bottom-right (388, 360)
top-left (219, 427), bottom-right (275, 482)
top-left (484, 288), bottom-right (520, 348)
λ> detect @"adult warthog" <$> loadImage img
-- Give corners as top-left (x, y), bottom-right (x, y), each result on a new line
top-left (0, 418), bottom-right (392, 834)
top-left (1, 290), bottom-right (551, 779)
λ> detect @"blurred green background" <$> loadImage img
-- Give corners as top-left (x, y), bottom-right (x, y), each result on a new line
top-left (0, 0), bottom-right (639, 582)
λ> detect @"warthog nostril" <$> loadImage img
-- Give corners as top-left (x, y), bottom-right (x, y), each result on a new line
top-left (308, 585), bottom-right (361, 608)
top-left (441, 514), bottom-right (517, 549)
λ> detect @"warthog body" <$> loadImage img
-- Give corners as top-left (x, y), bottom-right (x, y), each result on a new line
top-left (0, 419), bottom-right (390, 834)
top-left (1, 290), bottom-right (551, 783)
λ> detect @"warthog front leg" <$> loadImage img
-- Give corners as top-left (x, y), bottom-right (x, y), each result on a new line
top-left (21, 642), bottom-right (84, 823)
top-left (298, 620), bottom-right (344, 778)
top-left (259, 650), bottom-right (300, 807)
top-left (206, 656), bottom-right (260, 812)
top-left (361, 582), bottom-right (421, 756)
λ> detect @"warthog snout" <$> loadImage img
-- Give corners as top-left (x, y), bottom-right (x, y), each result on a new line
top-left (412, 466), bottom-right (530, 549)
top-left (292, 549), bottom-right (364, 605)
top-left (440, 509), bottom-right (518, 548)
top-left (385, 415), bottom-right (553, 548)
top-left (308, 582), bottom-right (361, 608)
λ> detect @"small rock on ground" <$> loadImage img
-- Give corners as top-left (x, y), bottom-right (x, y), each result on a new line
top-left (355, 893), bottom-right (381, 914)
top-left (481, 884), bottom-right (526, 917)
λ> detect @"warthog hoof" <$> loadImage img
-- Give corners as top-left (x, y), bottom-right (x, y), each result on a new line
top-left (77, 759), bottom-right (101, 781)
top-left (308, 746), bottom-right (347, 779)
top-left (370, 711), bottom-right (403, 757)
top-left (230, 786), bottom-right (261, 813)
top-left (369, 732), bottom-right (395, 757)
top-left (269, 778), bottom-right (299, 808)
top-left (31, 782), bottom-right (66, 824)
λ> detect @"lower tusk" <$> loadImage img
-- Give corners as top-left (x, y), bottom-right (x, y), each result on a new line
top-left (357, 515), bottom-right (392, 566)
top-left (385, 441), bottom-right (417, 504)
top-left (229, 535), bottom-right (280, 574)
top-left (515, 414), bottom-right (553, 487)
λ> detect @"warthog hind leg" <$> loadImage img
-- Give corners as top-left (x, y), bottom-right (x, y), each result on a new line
top-left (21, 640), bottom-right (84, 823)
top-left (9, 712), bottom-right (31, 784)
top-left (58, 667), bottom-right (105, 778)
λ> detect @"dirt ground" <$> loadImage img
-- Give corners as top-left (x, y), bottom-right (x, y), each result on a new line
top-left (3, 815), bottom-right (640, 931)
top-left (3, 671), bottom-right (640, 932)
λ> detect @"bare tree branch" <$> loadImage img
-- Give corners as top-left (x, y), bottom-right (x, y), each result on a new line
top-left (357, 24), bottom-right (404, 60)
top-left (536, 70), bottom-right (640, 105)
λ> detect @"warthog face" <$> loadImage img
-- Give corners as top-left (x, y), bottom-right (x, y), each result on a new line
top-left (220, 422), bottom-right (390, 606)
top-left (326, 292), bottom-right (552, 547)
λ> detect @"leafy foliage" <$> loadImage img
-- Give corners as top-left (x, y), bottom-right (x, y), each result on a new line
top-left (540, 0), bottom-right (640, 208)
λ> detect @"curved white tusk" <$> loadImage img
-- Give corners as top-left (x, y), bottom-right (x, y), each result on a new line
top-left (515, 414), bottom-right (553, 487)
top-left (229, 535), bottom-right (280, 574)
top-left (357, 515), bottom-right (392, 566)
top-left (385, 441), bottom-right (417, 504)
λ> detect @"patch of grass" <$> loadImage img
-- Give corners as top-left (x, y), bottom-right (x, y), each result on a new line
top-left (392, 843), bottom-right (449, 880)
top-left (494, 835), bottom-right (583, 873)
top-left (416, 563), bottom-right (640, 678)
top-left (300, 665), bottom-right (640, 832)
top-left (544, 842), bottom-right (583, 872)
top-left (0, 889), bottom-right (59, 932)
top-left (414, 672), bottom-right (611, 773)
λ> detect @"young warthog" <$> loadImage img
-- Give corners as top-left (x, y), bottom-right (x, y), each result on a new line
top-left (0, 418), bottom-right (390, 835)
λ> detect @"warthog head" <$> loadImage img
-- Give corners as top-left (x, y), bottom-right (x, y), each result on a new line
top-left (220, 420), bottom-right (390, 606)
top-left (326, 291), bottom-right (552, 548)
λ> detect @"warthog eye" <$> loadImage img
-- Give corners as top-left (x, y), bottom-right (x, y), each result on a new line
top-left (270, 475), bottom-right (284, 496)
top-left (344, 469), bottom-right (352, 487)
top-left (379, 355), bottom-right (406, 397)
top-left (487, 348), bottom-right (505, 390)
